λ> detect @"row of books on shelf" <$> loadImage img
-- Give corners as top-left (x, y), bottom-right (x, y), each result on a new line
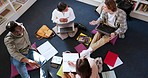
top-left (16, 0), bottom-right (28, 4)
top-left (136, 3), bottom-right (148, 12)
top-left (0, 0), bottom-right (7, 6)
top-left (0, 15), bottom-right (7, 25)
top-left (12, 0), bottom-right (28, 11)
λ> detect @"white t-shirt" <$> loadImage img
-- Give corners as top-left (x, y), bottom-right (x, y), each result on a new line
top-left (51, 7), bottom-right (75, 24)
top-left (107, 12), bottom-right (116, 28)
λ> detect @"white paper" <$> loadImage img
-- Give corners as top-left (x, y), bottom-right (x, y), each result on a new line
top-left (102, 70), bottom-right (116, 78)
top-left (63, 53), bottom-right (79, 72)
top-left (37, 41), bottom-right (58, 60)
top-left (51, 56), bottom-right (62, 65)
top-left (107, 57), bottom-right (123, 69)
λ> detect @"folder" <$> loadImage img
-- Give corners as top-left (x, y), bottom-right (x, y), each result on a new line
top-left (104, 51), bottom-right (118, 67)
top-left (74, 43), bottom-right (87, 53)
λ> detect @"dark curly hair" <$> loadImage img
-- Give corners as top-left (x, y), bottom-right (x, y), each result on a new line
top-left (76, 58), bottom-right (92, 78)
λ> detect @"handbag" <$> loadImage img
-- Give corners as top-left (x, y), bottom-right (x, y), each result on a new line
top-left (35, 25), bottom-right (54, 39)
top-left (117, 0), bottom-right (133, 9)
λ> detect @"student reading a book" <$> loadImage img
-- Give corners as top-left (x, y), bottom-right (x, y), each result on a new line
top-left (51, 2), bottom-right (86, 40)
top-left (80, 0), bottom-right (128, 57)
top-left (67, 57), bottom-right (101, 78)
top-left (4, 21), bottom-right (48, 78)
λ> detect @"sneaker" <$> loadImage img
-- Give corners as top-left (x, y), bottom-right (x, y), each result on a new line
top-left (77, 23), bottom-right (87, 31)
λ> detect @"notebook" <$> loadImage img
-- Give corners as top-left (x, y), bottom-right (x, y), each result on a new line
top-left (96, 23), bottom-right (116, 36)
top-left (104, 51), bottom-right (118, 67)
top-left (63, 53), bottom-right (79, 72)
top-left (57, 22), bottom-right (75, 33)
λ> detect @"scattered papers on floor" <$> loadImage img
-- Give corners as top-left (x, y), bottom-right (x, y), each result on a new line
top-left (37, 41), bottom-right (58, 60)
top-left (104, 51), bottom-right (123, 69)
top-left (51, 56), bottom-right (62, 65)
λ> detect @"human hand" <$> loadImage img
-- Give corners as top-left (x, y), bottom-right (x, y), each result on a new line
top-left (110, 32), bottom-right (116, 40)
top-left (89, 20), bottom-right (98, 25)
top-left (60, 18), bottom-right (68, 22)
top-left (68, 72), bottom-right (75, 78)
top-left (27, 59), bottom-right (40, 69)
top-left (68, 61), bottom-right (75, 67)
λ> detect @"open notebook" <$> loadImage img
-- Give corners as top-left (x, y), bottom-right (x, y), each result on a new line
top-left (63, 53), bottom-right (79, 72)
top-left (57, 22), bottom-right (75, 33)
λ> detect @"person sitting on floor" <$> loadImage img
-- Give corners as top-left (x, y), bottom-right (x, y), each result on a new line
top-left (67, 56), bottom-right (102, 78)
top-left (80, 0), bottom-right (128, 57)
top-left (51, 2), bottom-right (86, 40)
top-left (4, 21), bottom-right (48, 78)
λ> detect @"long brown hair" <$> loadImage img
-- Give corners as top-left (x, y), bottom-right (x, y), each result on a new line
top-left (105, 0), bottom-right (117, 12)
top-left (76, 58), bottom-right (92, 78)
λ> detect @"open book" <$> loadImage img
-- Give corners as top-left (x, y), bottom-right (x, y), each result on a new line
top-left (63, 53), bottom-right (79, 72)
top-left (37, 41), bottom-right (58, 61)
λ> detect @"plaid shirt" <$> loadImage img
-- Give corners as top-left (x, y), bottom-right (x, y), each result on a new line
top-left (98, 8), bottom-right (128, 37)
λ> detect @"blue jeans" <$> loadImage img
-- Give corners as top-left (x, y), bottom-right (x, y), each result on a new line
top-left (11, 49), bottom-right (48, 78)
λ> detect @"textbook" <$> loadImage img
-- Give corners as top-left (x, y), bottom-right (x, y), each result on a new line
top-left (63, 53), bottom-right (79, 72)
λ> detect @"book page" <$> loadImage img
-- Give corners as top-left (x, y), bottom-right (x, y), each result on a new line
top-left (102, 70), bottom-right (116, 78)
top-left (63, 53), bottom-right (79, 72)
top-left (37, 41), bottom-right (58, 61)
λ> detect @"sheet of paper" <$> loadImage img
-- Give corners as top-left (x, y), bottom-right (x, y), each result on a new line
top-left (102, 70), bottom-right (117, 78)
top-left (63, 53), bottom-right (79, 72)
top-left (37, 41), bottom-right (58, 60)
top-left (107, 57), bottom-right (123, 69)
top-left (51, 56), bottom-right (62, 65)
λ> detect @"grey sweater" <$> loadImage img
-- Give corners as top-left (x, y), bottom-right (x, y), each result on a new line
top-left (4, 26), bottom-right (31, 61)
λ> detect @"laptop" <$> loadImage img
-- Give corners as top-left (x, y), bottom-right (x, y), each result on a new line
top-left (96, 23), bottom-right (116, 36)
top-left (57, 22), bottom-right (75, 33)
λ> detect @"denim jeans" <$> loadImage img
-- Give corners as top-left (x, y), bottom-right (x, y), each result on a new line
top-left (11, 49), bottom-right (48, 78)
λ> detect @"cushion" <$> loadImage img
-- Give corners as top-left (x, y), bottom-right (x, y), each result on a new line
top-left (10, 64), bottom-right (37, 78)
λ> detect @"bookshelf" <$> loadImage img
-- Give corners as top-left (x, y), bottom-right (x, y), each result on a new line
top-left (130, 0), bottom-right (148, 22)
top-left (0, 0), bottom-right (37, 35)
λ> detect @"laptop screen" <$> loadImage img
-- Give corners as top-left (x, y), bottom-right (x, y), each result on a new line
top-left (60, 27), bottom-right (73, 33)
top-left (96, 24), bottom-right (116, 35)
top-left (57, 22), bottom-right (75, 33)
